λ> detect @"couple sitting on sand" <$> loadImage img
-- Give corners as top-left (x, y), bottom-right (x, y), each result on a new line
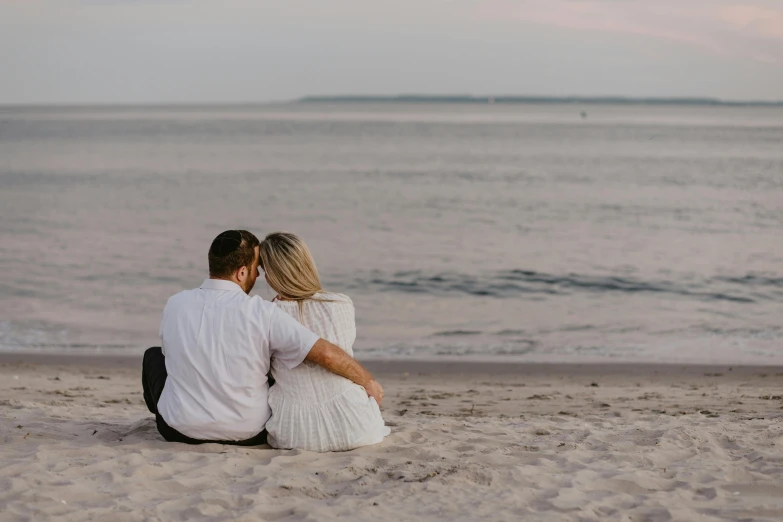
top-left (141, 230), bottom-right (390, 451)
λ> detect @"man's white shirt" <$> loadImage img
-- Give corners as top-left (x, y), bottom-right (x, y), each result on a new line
top-left (157, 278), bottom-right (319, 441)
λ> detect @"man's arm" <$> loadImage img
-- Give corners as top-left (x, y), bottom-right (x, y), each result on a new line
top-left (305, 338), bottom-right (384, 405)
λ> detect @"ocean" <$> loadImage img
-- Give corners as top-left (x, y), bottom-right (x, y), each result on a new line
top-left (1, 102), bottom-right (782, 363)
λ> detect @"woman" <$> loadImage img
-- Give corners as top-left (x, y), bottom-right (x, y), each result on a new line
top-left (260, 232), bottom-right (390, 452)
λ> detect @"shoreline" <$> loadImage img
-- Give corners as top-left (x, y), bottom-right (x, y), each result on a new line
top-left (2, 351), bottom-right (780, 379)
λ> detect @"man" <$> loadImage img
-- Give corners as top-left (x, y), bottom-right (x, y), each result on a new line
top-left (142, 230), bottom-right (383, 445)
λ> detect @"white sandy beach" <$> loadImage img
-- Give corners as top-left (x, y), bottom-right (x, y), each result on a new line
top-left (2, 355), bottom-right (783, 521)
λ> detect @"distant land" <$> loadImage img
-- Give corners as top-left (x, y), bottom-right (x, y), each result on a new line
top-left (298, 95), bottom-right (783, 107)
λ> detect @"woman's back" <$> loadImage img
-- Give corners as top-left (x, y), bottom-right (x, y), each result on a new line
top-left (267, 293), bottom-right (389, 451)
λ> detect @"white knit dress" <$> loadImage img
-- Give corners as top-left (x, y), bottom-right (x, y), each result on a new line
top-left (266, 293), bottom-right (390, 452)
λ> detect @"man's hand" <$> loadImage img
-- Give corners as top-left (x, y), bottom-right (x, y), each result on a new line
top-left (305, 338), bottom-right (383, 406)
top-left (364, 379), bottom-right (384, 405)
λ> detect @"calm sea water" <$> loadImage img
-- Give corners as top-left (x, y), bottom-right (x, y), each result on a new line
top-left (1, 103), bottom-right (782, 363)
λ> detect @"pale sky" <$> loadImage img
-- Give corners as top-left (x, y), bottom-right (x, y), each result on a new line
top-left (2, 0), bottom-right (783, 104)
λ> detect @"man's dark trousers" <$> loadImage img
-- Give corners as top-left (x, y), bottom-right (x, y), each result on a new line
top-left (142, 346), bottom-right (267, 446)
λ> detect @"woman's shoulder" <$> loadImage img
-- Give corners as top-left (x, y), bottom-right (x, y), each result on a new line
top-left (272, 293), bottom-right (353, 311)
top-left (313, 292), bottom-right (353, 306)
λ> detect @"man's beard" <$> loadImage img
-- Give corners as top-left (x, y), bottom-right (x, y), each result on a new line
top-left (243, 277), bottom-right (256, 294)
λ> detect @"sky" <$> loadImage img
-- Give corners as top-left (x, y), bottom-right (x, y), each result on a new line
top-left (1, 0), bottom-right (783, 104)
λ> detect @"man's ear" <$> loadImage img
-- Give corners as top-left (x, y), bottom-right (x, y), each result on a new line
top-left (237, 265), bottom-right (248, 281)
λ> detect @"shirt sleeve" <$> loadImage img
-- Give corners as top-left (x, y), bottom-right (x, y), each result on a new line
top-left (268, 306), bottom-right (320, 369)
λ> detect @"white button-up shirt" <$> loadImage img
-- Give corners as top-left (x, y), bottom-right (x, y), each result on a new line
top-left (157, 278), bottom-right (319, 441)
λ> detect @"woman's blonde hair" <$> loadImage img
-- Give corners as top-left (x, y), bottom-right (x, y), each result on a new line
top-left (259, 232), bottom-right (329, 320)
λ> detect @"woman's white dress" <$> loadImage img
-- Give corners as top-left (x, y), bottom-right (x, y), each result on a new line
top-left (266, 293), bottom-right (390, 452)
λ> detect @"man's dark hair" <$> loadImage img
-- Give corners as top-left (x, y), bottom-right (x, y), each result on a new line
top-left (208, 230), bottom-right (260, 278)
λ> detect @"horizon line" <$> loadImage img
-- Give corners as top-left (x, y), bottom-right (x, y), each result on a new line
top-left (2, 94), bottom-right (783, 108)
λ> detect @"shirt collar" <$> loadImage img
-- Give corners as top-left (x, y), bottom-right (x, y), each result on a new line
top-left (200, 278), bottom-right (245, 293)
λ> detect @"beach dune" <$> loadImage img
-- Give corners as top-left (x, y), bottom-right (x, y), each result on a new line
top-left (2, 355), bottom-right (783, 521)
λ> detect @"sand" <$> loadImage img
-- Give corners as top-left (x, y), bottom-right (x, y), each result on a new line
top-left (2, 355), bottom-right (783, 521)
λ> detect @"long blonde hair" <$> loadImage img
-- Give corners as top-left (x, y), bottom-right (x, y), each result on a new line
top-left (259, 232), bottom-right (330, 320)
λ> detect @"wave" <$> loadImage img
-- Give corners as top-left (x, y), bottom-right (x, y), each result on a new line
top-left (714, 274), bottom-right (783, 287)
top-left (351, 269), bottom-right (783, 304)
top-left (432, 330), bottom-right (483, 337)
